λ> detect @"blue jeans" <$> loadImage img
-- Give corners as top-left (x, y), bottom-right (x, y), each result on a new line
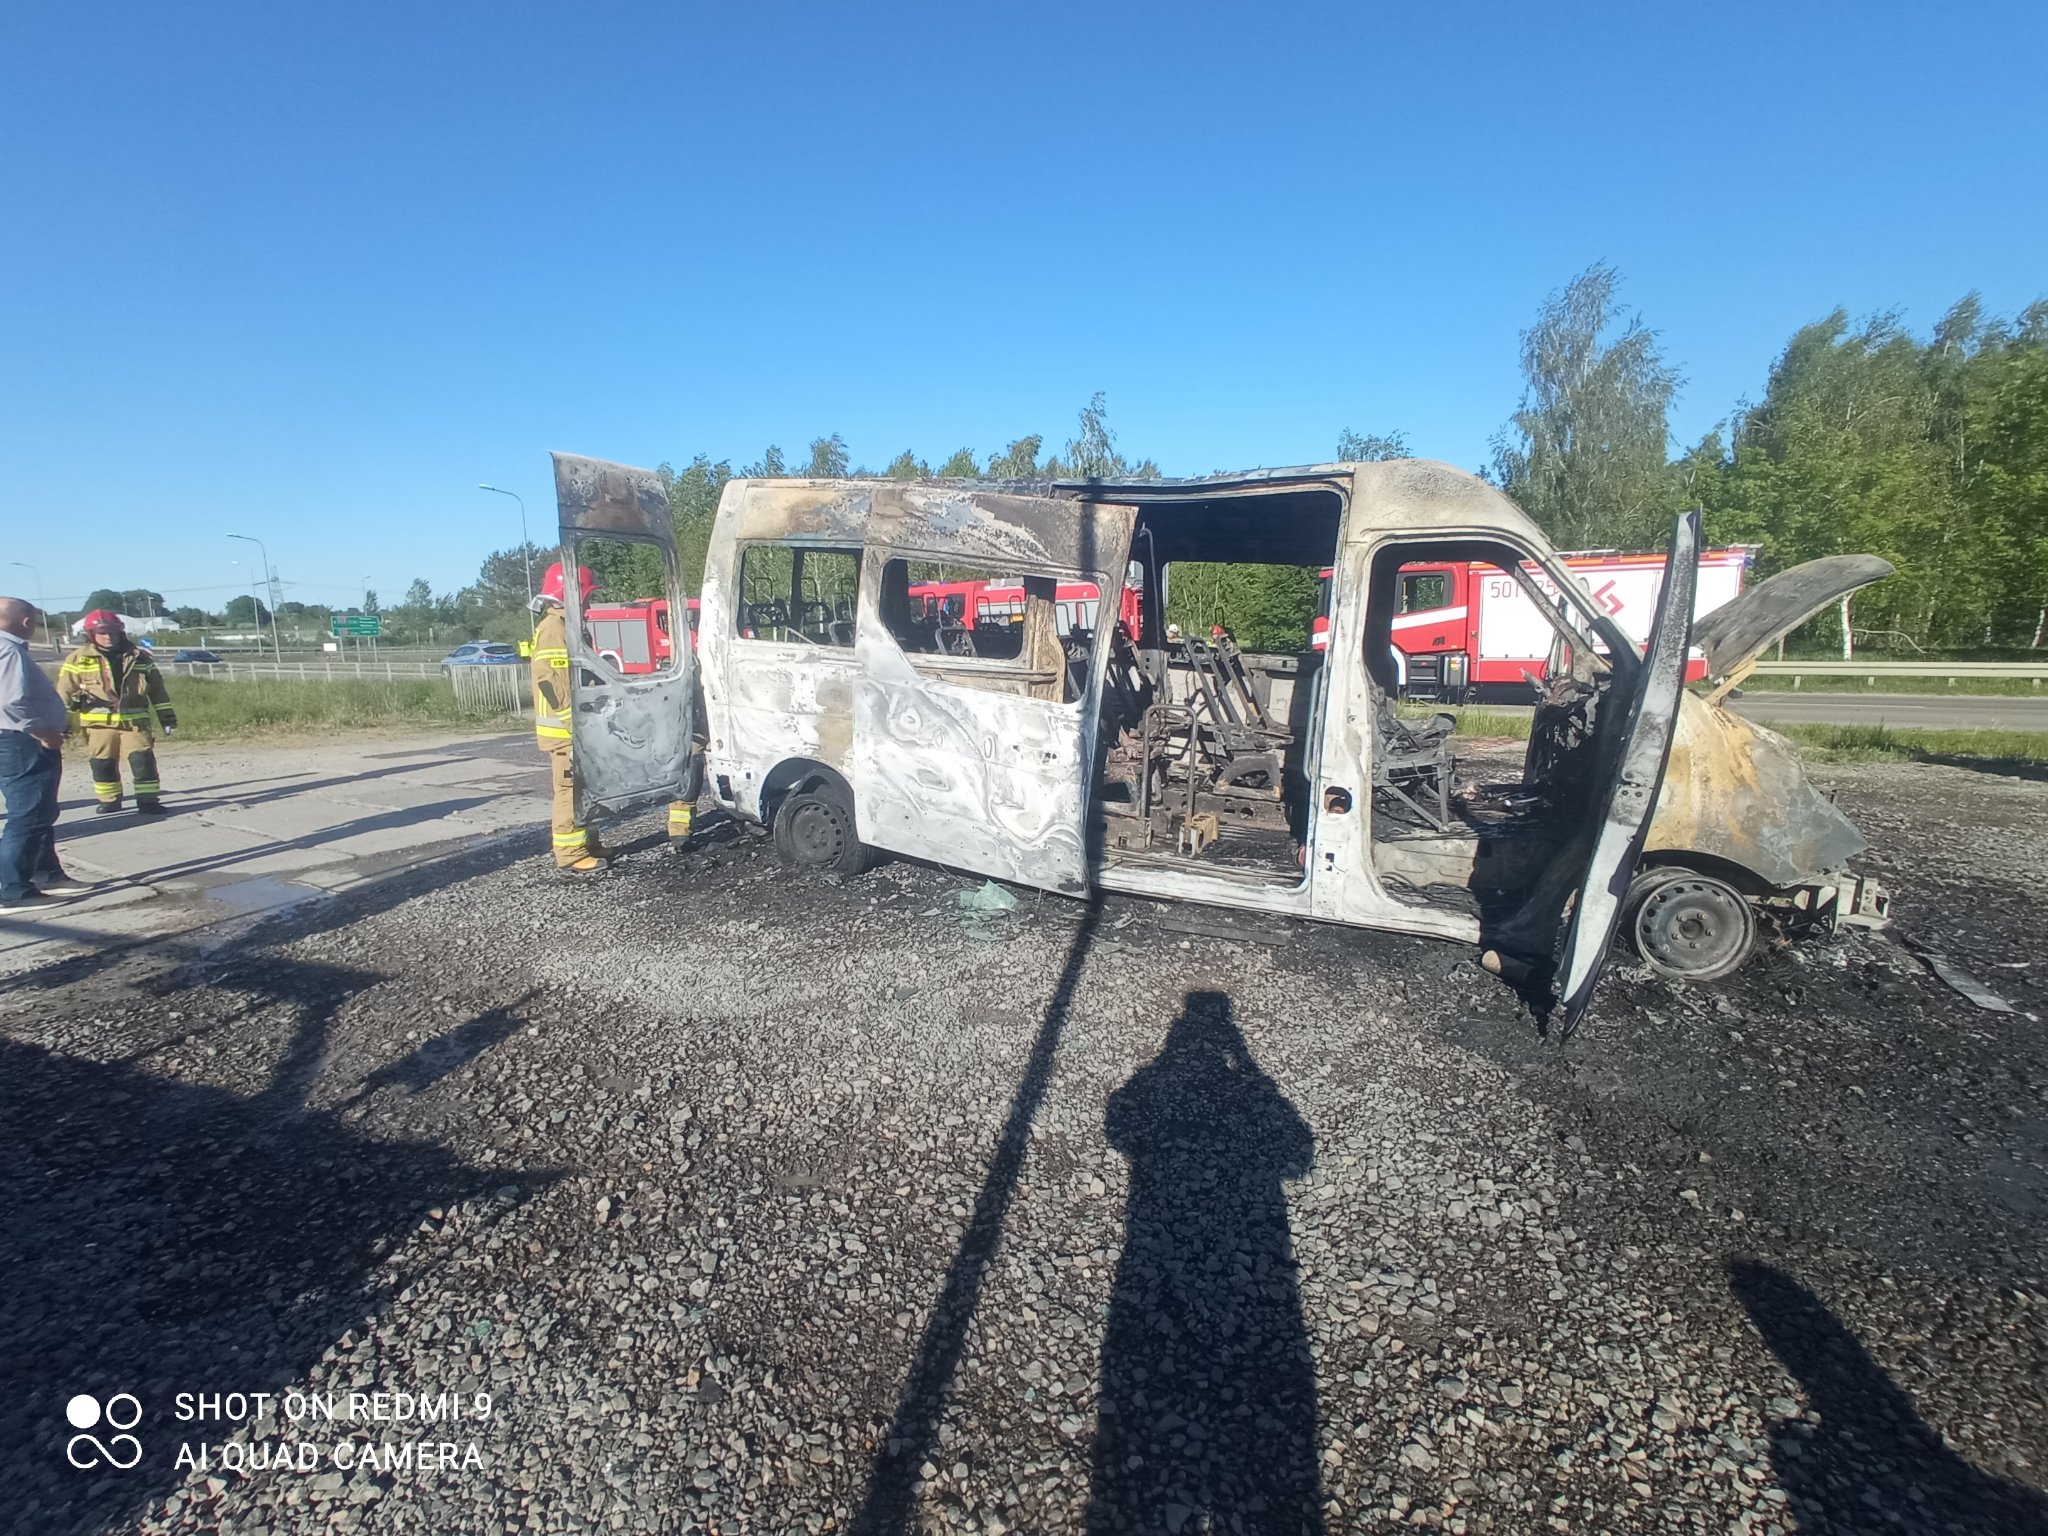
top-left (0, 730), bottom-right (62, 900)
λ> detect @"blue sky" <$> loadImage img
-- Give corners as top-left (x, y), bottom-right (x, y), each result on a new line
top-left (4, 0), bottom-right (2043, 613)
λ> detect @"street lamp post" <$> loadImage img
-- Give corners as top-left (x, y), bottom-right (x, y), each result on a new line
top-left (229, 559), bottom-right (255, 651)
top-left (478, 484), bottom-right (536, 618)
top-left (8, 562), bottom-right (52, 648)
top-left (227, 534), bottom-right (283, 661)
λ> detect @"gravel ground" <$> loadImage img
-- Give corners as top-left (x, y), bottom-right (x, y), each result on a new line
top-left (2, 758), bottom-right (2045, 1536)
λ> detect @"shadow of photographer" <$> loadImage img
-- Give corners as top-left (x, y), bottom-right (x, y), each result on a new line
top-left (1088, 989), bottom-right (1323, 1535)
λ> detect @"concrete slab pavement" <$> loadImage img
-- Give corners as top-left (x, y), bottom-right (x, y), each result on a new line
top-left (0, 729), bottom-right (549, 975)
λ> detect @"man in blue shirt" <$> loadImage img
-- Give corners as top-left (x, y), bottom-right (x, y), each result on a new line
top-left (1, 596), bottom-right (92, 908)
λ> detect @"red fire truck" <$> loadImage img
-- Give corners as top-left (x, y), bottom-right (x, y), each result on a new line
top-left (907, 578), bottom-right (1143, 638)
top-left (584, 597), bottom-right (700, 675)
top-left (1313, 548), bottom-right (1754, 701)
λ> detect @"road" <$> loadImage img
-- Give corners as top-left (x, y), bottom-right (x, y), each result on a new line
top-left (0, 729), bottom-right (546, 974)
top-left (1729, 689), bottom-right (2048, 729)
top-left (3, 736), bottom-right (2046, 1535)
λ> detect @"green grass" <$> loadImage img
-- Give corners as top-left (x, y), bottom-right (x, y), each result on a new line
top-left (1400, 701), bottom-right (2048, 765)
top-left (1774, 722), bottom-right (2048, 765)
top-left (1423, 706), bottom-right (1532, 739)
top-left (1733, 674), bottom-right (2046, 696)
top-left (147, 676), bottom-right (509, 741)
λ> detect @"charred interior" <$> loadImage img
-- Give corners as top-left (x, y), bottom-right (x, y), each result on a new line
top-left (1363, 538), bottom-right (1623, 914)
top-left (1093, 488), bottom-right (1343, 879)
top-left (1086, 495), bottom-right (1634, 911)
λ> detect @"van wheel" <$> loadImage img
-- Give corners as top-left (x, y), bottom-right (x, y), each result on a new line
top-left (1623, 867), bottom-right (1757, 982)
top-left (773, 783), bottom-right (872, 876)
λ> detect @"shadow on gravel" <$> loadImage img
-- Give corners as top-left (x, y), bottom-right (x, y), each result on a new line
top-left (1087, 991), bottom-right (1322, 1535)
top-left (1917, 754), bottom-right (2048, 784)
top-left (5, 825), bottom-right (537, 1001)
top-left (1730, 1260), bottom-right (2048, 1536)
top-left (0, 1033), bottom-right (523, 1536)
top-left (335, 990), bottom-right (536, 1108)
top-left (0, 832), bottom-right (554, 1534)
top-left (851, 895), bottom-right (1104, 1536)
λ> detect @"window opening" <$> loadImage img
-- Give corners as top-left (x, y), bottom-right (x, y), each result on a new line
top-left (880, 558), bottom-right (1088, 702)
top-left (737, 545), bottom-right (860, 646)
top-left (574, 536), bottom-right (679, 677)
top-left (1400, 570), bottom-right (1451, 612)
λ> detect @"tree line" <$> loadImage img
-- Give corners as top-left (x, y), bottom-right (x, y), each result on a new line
top-left (481, 274), bottom-right (2039, 657)
top-left (1494, 267), bottom-right (2048, 654)
top-left (66, 281), bottom-right (2042, 657)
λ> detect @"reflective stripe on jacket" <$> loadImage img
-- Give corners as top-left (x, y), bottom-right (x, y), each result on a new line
top-left (531, 609), bottom-right (571, 742)
top-left (59, 643), bottom-right (175, 731)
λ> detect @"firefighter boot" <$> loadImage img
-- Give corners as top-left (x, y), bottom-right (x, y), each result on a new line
top-left (558, 853), bottom-right (610, 877)
top-left (131, 748), bottom-right (165, 815)
top-left (87, 740), bottom-right (123, 813)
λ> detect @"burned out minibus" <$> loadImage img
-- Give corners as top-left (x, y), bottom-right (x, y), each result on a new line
top-left (549, 453), bottom-right (1891, 1029)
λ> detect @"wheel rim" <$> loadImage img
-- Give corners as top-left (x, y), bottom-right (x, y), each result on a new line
top-left (1633, 876), bottom-right (1753, 978)
top-left (786, 799), bottom-right (847, 865)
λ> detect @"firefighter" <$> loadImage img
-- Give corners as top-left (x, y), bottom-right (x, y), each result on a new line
top-left (59, 611), bottom-right (176, 815)
top-left (532, 563), bottom-right (608, 874)
top-left (530, 563), bottom-right (697, 873)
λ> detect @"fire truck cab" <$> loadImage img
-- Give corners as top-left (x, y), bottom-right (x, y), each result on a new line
top-left (1315, 549), bottom-right (1755, 702)
top-left (584, 597), bottom-right (700, 674)
top-left (551, 454), bottom-right (1891, 1026)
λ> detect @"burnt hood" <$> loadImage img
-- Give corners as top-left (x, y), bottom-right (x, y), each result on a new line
top-left (1692, 554), bottom-right (1895, 677)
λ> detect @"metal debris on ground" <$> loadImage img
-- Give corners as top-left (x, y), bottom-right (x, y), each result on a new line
top-left (1914, 948), bottom-right (2020, 1014)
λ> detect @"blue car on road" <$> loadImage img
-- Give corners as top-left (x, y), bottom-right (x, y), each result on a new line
top-left (440, 642), bottom-right (521, 676)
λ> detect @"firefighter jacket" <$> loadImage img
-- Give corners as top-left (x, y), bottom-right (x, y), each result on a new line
top-left (531, 608), bottom-right (571, 744)
top-left (59, 642), bottom-right (176, 732)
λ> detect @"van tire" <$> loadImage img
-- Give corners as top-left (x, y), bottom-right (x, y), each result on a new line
top-left (773, 782), bottom-right (872, 876)
top-left (1622, 866), bottom-right (1756, 982)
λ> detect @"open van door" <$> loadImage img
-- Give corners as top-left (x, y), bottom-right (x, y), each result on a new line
top-left (1554, 509), bottom-right (1700, 1034)
top-left (551, 453), bottom-right (698, 818)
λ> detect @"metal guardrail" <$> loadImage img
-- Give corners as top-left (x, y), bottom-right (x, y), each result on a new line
top-left (156, 656), bottom-right (529, 716)
top-left (166, 659), bottom-right (464, 681)
top-left (1749, 660), bottom-right (2048, 685)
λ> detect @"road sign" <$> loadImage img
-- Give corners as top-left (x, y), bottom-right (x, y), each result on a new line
top-left (331, 614), bottom-right (382, 637)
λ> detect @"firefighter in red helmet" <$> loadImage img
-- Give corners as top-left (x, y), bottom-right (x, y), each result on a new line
top-left (59, 610), bottom-right (177, 815)
top-left (530, 562), bottom-right (608, 873)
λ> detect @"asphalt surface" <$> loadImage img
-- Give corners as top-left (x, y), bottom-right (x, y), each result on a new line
top-left (1729, 692), bottom-right (2048, 731)
top-left (2, 749), bottom-right (2045, 1536)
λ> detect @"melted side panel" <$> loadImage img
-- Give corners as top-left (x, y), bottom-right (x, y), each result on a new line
top-left (726, 482), bottom-right (875, 543)
top-left (718, 651), bottom-right (857, 820)
top-left (869, 484), bottom-right (1109, 573)
top-left (846, 491), bottom-right (1135, 894)
top-left (553, 454), bottom-right (673, 540)
top-left (852, 654), bottom-right (1090, 890)
top-left (572, 675), bottom-right (693, 817)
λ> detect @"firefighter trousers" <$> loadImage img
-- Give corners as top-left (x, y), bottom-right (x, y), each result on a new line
top-left (86, 726), bottom-right (160, 806)
top-left (546, 743), bottom-right (589, 866)
top-left (547, 744), bottom-right (695, 865)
